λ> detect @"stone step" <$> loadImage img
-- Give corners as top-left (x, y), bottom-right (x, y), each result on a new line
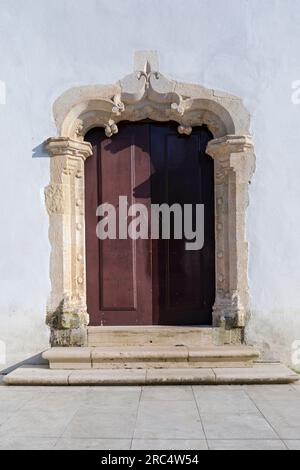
top-left (42, 345), bottom-right (260, 369)
top-left (87, 326), bottom-right (214, 348)
top-left (3, 364), bottom-right (299, 386)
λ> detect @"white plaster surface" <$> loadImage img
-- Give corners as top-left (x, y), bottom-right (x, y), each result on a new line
top-left (0, 0), bottom-right (300, 368)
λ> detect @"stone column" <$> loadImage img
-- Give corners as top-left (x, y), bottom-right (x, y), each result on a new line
top-left (207, 135), bottom-right (255, 334)
top-left (44, 137), bottom-right (92, 346)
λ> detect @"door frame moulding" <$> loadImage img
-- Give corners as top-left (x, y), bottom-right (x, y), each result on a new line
top-left (44, 51), bottom-right (255, 346)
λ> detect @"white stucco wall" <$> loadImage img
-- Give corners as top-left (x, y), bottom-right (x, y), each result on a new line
top-left (0, 0), bottom-right (299, 369)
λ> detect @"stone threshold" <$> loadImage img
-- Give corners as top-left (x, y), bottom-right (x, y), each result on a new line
top-left (3, 364), bottom-right (299, 386)
top-left (87, 325), bottom-right (215, 347)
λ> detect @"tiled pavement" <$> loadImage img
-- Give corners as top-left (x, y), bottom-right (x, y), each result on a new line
top-left (0, 376), bottom-right (299, 450)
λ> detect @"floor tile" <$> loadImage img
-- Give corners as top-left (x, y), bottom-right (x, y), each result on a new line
top-left (194, 389), bottom-right (257, 414)
top-left (141, 386), bottom-right (194, 401)
top-left (245, 384), bottom-right (296, 394)
top-left (132, 439), bottom-right (208, 450)
top-left (0, 390), bottom-right (38, 412)
top-left (0, 394), bottom-right (82, 438)
top-left (18, 390), bottom-right (87, 413)
top-left (0, 437), bottom-right (56, 450)
top-left (193, 385), bottom-right (243, 392)
top-left (246, 385), bottom-right (300, 401)
top-left (292, 382), bottom-right (300, 393)
top-left (284, 440), bottom-right (300, 450)
top-left (86, 386), bottom-right (141, 406)
top-left (134, 400), bottom-right (205, 439)
top-left (0, 411), bottom-right (18, 426)
top-left (201, 412), bottom-right (278, 440)
top-left (63, 403), bottom-right (138, 439)
top-left (55, 438), bottom-right (131, 450)
top-left (246, 390), bottom-right (300, 439)
top-left (208, 439), bottom-right (286, 450)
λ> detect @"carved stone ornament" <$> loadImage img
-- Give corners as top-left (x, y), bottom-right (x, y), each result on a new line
top-left (53, 51), bottom-right (250, 140)
top-left (44, 51), bottom-right (255, 346)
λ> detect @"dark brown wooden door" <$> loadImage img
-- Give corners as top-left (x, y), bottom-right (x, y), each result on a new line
top-left (150, 124), bottom-right (215, 325)
top-left (85, 122), bottom-right (215, 326)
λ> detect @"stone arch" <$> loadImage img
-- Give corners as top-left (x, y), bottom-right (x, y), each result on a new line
top-left (44, 51), bottom-right (255, 346)
top-left (53, 56), bottom-right (249, 141)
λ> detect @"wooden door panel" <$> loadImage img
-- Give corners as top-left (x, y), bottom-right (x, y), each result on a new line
top-left (100, 137), bottom-right (136, 312)
top-left (85, 125), bottom-right (152, 325)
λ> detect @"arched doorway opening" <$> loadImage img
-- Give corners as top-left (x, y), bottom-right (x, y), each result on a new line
top-left (84, 121), bottom-right (215, 326)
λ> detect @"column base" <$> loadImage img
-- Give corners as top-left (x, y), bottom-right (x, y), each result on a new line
top-left (213, 292), bottom-right (246, 328)
top-left (49, 326), bottom-right (87, 347)
top-left (213, 326), bottom-right (244, 345)
top-left (212, 294), bottom-right (245, 345)
top-left (46, 305), bottom-right (89, 347)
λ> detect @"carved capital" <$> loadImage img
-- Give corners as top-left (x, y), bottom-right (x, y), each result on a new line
top-left (45, 137), bottom-right (92, 161)
top-left (207, 135), bottom-right (255, 183)
top-left (207, 135), bottom-right (253, 158)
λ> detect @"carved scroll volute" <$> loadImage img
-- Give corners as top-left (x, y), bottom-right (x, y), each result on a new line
top-left (206, 135), bottom-right (255, 329)
top-left (44, 137), bottom-right (92, 346)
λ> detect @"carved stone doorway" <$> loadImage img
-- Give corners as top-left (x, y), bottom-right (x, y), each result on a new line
top-left (44, 51), bottom-right (255, 346)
